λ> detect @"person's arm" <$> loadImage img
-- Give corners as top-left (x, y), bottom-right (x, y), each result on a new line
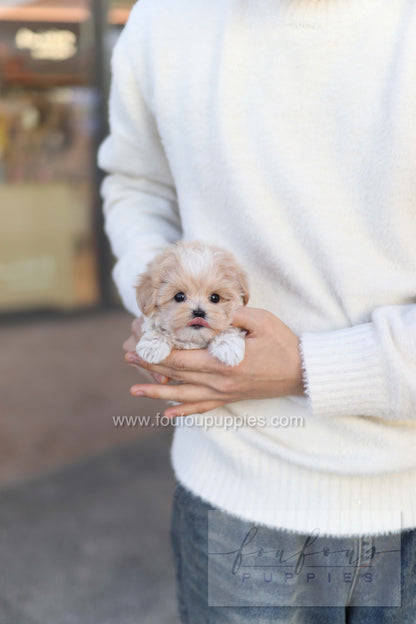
top-left (125, 304), bottom-right (416, 422)
top-left (125, 307), bottom-right (305, 417)
top-left (300, 303), bottom-right (416, 421)
top-left (98, 4), bottom-right (182, 317)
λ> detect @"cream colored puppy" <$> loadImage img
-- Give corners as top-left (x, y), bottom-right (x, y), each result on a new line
top-left (135, 241), bottom-right (249, 366)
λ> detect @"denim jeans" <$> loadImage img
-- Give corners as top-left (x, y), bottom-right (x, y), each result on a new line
top-left (170, 482), bottom-right (416, 624)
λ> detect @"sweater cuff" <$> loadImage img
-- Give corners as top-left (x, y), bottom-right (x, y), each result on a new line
top-left (300, 323), bottom-right (391, 419)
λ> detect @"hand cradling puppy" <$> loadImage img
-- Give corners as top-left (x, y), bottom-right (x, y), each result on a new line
top-left (135, 241), bottom-right (249, 367)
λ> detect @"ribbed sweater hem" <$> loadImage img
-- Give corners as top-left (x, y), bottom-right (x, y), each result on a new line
top-left (170, 425), bottom-right (416, 537)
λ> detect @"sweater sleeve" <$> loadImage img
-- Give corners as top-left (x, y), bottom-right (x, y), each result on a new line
top-left (97, 4), bottom-right (182, 317)
top-left (300, 303), bottom-right (416, 421)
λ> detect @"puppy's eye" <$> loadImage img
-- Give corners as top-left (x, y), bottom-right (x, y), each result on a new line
top-left (209, 293), bottom-right (220, 303)
top-left (174, 292), bottom-right (186, 302)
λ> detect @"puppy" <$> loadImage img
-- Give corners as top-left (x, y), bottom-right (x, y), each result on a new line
top-left (135, 241), bottom-right (249, 367)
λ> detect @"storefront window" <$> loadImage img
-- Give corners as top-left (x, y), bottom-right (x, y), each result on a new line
top-left (0, 0), bottom-right (135, 314)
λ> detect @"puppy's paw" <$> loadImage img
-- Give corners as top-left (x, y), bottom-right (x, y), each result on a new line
top-left (209, 331), bottom-right (245, 367)
top-left (136, 333), bottom-right (172, 364)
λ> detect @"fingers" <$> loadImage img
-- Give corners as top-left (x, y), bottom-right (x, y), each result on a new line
top-left (123, 316), bottom-right (144, 354)
top-left (130, 383), bottom-right (224, 403)
top-left (124, 351), bottom-right (180, 380)
top-left (124, 352), bottom-right (170, 383)
top-left (123, 335), bottom-right (137, 353)
top-left (131, 317), bottom-right (144, 341)
top-left (125, 351), bottom-right (227, 389)
top-left (139, 368), bottom-right (162, 384)
top-left (153, 373), bottom-right (170, 384)
top-left (231, 306), bottom-right (265, 333)
top-left (155, 348), bottom-right (228, 374)
top-left (164, 400), bottom-right (225, 418)
top-left (125, 347), bottom-right (227, 375)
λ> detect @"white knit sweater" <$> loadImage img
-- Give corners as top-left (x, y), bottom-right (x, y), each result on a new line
top-left (98, 0), bottom-right (416, 536)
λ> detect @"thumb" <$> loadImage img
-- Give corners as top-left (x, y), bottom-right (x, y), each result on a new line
top-left (230, 306), bottom-right (262, 334)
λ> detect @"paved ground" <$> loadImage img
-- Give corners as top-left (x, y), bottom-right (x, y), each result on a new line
top-left (0, 309), bottom-right (167, 486)
top-left (0, 309), bottom-right (179, 623)
top-left (0, 428), bottom-right (179, 624)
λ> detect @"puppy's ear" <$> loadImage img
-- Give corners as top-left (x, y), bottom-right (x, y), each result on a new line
top-left (235, 266), bottom-right (250, 305)
top-left (136, 268), bottom-right (158, 316)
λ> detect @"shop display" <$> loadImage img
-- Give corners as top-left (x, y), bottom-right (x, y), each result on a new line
top-left (0, 0), bottom-right (134, 313)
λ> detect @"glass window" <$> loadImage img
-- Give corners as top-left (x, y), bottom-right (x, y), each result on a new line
top-left (0, 0), bottom-right (135, 314)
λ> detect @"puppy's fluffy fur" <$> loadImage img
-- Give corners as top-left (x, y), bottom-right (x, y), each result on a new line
top-left (135, 241), bottom-right (249, 366)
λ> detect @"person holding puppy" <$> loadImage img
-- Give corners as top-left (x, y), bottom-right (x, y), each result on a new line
top-left (98, 0), bottom-right (416, 621)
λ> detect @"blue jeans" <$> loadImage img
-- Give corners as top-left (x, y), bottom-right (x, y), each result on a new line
top-left (170, 482), bottom-right (416, 624)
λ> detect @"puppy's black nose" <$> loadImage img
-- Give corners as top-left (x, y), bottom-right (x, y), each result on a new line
top-left (192, 308), bottom-right (206, 318)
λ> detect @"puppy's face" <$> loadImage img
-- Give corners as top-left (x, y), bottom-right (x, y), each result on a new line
top-left (136, 242), bottom-right (249, 347)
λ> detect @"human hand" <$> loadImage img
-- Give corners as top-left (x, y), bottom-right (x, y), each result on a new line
top-left (123, 317), bottom-right (170, 384)
top-left (124, 307), bottom-right (305, 417)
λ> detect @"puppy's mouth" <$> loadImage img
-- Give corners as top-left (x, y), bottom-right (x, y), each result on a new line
top-left (186, 318), bottom-right (210, 329)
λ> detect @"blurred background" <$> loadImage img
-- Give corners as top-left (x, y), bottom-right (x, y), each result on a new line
top-left (0, 2), bottom-right (178, 622)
